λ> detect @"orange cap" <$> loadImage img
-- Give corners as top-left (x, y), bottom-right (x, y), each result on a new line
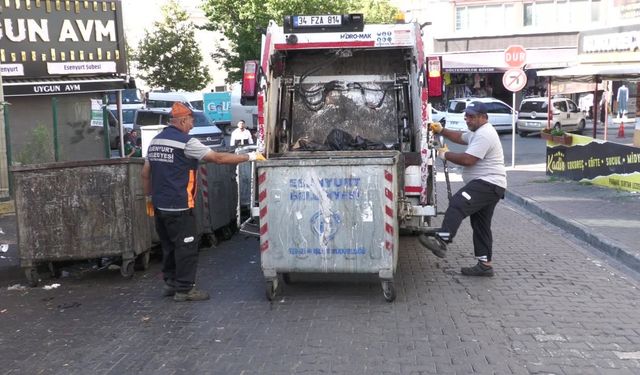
top-left (171, 102), bottom-right (192, 118)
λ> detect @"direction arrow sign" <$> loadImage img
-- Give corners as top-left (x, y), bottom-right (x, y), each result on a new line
top-left (502, 68), bottom-right (527, 92)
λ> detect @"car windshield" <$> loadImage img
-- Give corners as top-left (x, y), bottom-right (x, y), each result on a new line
top-left (520, 101), bottom-right (547, 112)
top-left (110, 109), bottom-right (137, 124)
top-left (190, 100), bottom-right (204, 111)
top-left (107, 89), bottom-right (143, 105)
top-left (448, 101), bottom-right (467, 113)
top-left (193, 112), bottom-right (213, 127)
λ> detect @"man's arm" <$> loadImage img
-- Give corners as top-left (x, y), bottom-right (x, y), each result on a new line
top-left (442, 151), bottom-right (479, 166)
top-left (201, 150), bottom-right (251, 164)
top-left (141, 160), bottom-right (152, 196)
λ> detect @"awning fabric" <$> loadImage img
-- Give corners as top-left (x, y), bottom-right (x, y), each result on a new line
top-left (440, 48), bottom-right (577, 73)
top-left (3, 76), bottom-right (127, 97)
top-left (537, 63), bottom-right (640, 82)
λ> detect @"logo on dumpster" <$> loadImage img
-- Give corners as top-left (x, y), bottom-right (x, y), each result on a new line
top-left (310, 211), bottom-right (341, 240)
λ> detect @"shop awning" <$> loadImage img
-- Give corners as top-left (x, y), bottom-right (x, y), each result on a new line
top-left (3, 76), bottom-right (127, 97)
top-left (537, 63), bottom-right (640, 82)
top-left (440, 47), bottom-right (577, 73)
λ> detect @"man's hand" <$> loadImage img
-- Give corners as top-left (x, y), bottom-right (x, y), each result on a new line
top-left (437, 144), bottom-right (449, 160)
top-left (145, 196), bottom-right (154, 217)
top-left (248, 152), bottom-right (266, 161)
top-left (430, 122), bottom-right (443, 134)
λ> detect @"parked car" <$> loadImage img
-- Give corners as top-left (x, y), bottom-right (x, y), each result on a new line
top-left (444, 97), bottom-right (515, 133)
top-left (430, 106), bottom-right (446, 123)
top-left (133, 108), bottom-right (225, 148)
top-left (516, 96), bottom-right (586, 137)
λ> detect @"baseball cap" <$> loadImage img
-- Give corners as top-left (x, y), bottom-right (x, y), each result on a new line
top-left (171, 102), bottom-right (192, 118)
top-left (464, 101), bottom-right (488, 116)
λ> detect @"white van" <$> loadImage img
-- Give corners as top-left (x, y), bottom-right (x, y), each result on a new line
top-left (147, 91), bottom-right (204, 111)
top-left (228, 83), bottom-right (258, 134)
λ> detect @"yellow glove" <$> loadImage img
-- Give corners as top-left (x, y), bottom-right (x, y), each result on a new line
top-left (430, 122), bottom-right (443, 134)
top-left (145, 196), bottom-right (154, 217)
top-left (248, 152), bottom-right (266, 161)
top-left (437, 144), bottom-right (449, 160)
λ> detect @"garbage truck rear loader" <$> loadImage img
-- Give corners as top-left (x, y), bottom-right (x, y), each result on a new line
top-left (244, 14), bottom-right (442, 301)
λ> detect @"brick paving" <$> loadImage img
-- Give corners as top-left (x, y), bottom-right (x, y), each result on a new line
top-left (1, 193), bottom-right (640, 375)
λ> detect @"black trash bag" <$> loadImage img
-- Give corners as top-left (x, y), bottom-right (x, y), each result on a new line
top-left (292, 137), bottom-right (331, 151)
top-left (325, 129), bottom-right (355, 151)
top-left (352, 135), bottom-right (388, 150)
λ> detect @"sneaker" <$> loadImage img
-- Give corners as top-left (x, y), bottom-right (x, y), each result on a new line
top-left (418, 234), bottom-right (447, 258)
top-left (162, 284), bottom-right (176, 297)
top-left (461, 261), bottom-right (494, 277)
top-left (173, 288), bottom-right (210, 302)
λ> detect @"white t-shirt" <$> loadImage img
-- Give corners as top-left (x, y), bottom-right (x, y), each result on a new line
top-left (460, 122), bottom-right (507, 189)
top-left (230, 128), bottom-right (253, 146)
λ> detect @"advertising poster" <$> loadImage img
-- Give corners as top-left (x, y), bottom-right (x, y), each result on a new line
top-left (90, 99), bottom-right (103, 127)
top-left (204, 92), bottom-right (231, 123)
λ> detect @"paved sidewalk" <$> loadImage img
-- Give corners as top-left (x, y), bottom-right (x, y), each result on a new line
top-left (504, 163), bottom-right (640, 274)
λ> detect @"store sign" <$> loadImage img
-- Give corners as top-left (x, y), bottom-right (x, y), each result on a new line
top-left (1, 0), bottom-right (127, 78)
top-left (4, 79), bottom-right (126, 97)
top-left (546, 135), bottom-right (640, 192)
top-left (578, 24), bottom-right (640, 63)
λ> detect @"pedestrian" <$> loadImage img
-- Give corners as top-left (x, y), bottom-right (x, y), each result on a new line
top-left (420, 101), bottom-right (506, 276)
top-left (230, 120), bottom-right (254, 147)
top-left (141, 102), bottom-right (265, 301)
top-left (125, 129), bottom-right (141, 157)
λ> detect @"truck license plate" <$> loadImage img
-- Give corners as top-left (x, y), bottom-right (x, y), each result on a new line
top-left (294, 15), bottom-right (342, 27)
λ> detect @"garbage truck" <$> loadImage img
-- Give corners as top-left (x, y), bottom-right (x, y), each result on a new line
top-left (242, 14), bottom-right (444, 301)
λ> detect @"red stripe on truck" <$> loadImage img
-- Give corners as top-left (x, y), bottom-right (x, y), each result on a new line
top-left (274, 41), bottom-right (375, 50)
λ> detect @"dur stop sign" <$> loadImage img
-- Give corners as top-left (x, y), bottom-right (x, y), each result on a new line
top-left (504, 45), bottom-right (527, 68)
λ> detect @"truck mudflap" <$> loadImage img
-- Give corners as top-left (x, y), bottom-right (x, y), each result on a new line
top-left (256, 150), bottom-right (400, 301)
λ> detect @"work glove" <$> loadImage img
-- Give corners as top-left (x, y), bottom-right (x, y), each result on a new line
top-left (248, 152), bottom-right (266, 161)
top-left (145, 196), bottom-right (154, 217)
top-left (430, 122), bottom-right (443, 134)
top-left (437, 144), bottom-right (449, 161)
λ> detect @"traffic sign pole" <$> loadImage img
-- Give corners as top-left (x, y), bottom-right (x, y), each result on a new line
top-left (503, 45), bottom-right (527, 169)
top-left (512, 92), bottom-right (516, 168)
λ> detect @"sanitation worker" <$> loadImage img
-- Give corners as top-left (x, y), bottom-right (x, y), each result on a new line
top-left (421, 101), bottom-right (506, 277)
top-left (141, 102), bottom-right (265, 301)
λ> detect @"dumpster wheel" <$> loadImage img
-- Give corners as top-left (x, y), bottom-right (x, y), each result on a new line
top-left (25, 267), bottom-right (40, 287)
top-left (265, 278), bottom-right (279, 301)
top-left (134, 251), bottom-right (150, 271)
top-left (121, 259), bottom-right (135, 278)
top-left (381, 280), bottom-right (396, 302)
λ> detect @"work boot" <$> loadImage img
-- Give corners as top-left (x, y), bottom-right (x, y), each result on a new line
top-left (162, 284), bottom-right (176, 297)
top-left (461, 261), bottom-right (494, 277)
top-left (418, 234), bottom-right (447, 258)
top-left (173, 288), bottom-right (210, 302)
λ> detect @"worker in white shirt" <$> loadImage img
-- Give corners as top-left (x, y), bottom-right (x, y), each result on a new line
top-left (229, 120), bottom-right (254, 147)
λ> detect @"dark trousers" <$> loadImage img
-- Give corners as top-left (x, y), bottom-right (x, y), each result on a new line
top-left (440, 179), bottom-right (505, 262)
top-left (154, 209), bottom-right (198, 292)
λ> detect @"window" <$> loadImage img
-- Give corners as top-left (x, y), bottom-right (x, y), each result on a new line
top-left (485, 102), bottom-right (510, 114)
top-left (567, 100), bottom-right (578, 112)
top-left (523, 0), bottom-right (600, 29)
top-left (554, 101), bottom-right (568, 112)
top-left (520, 101), bottom-right (548, 112)
top-left (455, 4), bottom-right (516, 32)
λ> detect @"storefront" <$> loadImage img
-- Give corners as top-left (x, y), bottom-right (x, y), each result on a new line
top-left (434, 47), bottom-right (577, 108)
top-left (1, 0), bottom-right (129, 197)
top-left (535, 23), bottom-right (640, 192)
